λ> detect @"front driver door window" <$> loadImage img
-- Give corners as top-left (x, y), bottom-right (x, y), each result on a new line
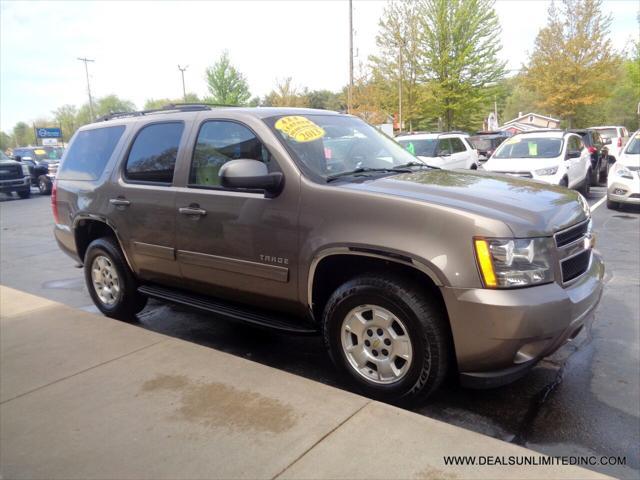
top-left (175, 120), bottom-right (298, 306)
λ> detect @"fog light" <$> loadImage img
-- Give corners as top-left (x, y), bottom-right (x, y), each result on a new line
top-left (613, 188), bottom-right (627, 195)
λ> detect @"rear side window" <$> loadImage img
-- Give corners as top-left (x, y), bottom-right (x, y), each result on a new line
top-left (58, 125), bottom-right (125, 180)
top-left (189, 120), bottom-right (271, 187)
top-left (124, 122), bottom-right (184, 184)
top-left (450, 137), bottom-right (466, 153)
top-left (437, 138), bottom-right (452, 155)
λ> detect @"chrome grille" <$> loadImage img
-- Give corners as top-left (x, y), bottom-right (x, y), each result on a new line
top-left (555, 219), bottom-right (589, 247)
top-left (554, 218), bottom-right (592, 284)
top-left (561, 250), bottom-right (591, 282)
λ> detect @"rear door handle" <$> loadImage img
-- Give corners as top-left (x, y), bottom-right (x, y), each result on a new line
top-left (109, 198), bottom-right (131, 207)
top-left (179, 206), bottom-right (207, 216)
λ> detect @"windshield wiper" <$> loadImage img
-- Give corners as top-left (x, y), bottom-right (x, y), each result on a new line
top-left (394, 161), bottom-right (441, 169)
top-left (326, 167), bottom-right (411, 182)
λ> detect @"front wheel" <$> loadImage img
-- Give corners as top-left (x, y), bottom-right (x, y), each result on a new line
top-left (38, 175), bottom-right (52, 195)
top-left (607, 199), bottom-right (619, 210)
top-left (17, 188), bottom-right (31, 199)
top-left (322, 275), bottom-right (450, 405)
top-left (84, 237), bottom-right (147, 320)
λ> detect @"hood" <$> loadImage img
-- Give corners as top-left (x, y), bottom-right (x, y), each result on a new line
top-left (0, 159), bottom-right (21, 166)
top-left (483, 157), bottom-right (558, 172)
top-left (339, 169), bottom-right (588, 237)
top-left (618, 152), bottom-right (640, 168)
top-left (417, 155), bottom-right (446, 167)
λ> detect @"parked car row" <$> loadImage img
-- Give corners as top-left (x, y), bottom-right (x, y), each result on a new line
top-left (0, 146), bottom-right (64, 199)
top-left (607, 130), bottom-right (639, 210)
top-left (394, 125), bottom-right (631, 200)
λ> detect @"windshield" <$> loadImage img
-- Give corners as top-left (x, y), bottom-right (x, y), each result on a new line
top-left (595, 128), bottom-right (617, 139)
top-left (625, 135), bottom-right (640, 155)
top-left (0, 151), bottom-right (9, 161)
top-left (493, 137), bottom-right (563, 159)
top-left (397, 138), bottom-right (438, 157)
top-left (266, 114), bottom-right (418, 180)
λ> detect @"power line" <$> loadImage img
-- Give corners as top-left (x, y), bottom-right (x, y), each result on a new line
top-left (178, 65), bottom-right (188, 102)
top-left (77, 57), bottom-right (95, 121)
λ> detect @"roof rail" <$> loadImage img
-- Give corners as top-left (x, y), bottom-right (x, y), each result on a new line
top-left (96, 103), bottom-right (241, 122)
top-left (516, 128), bottom-right (564, 134)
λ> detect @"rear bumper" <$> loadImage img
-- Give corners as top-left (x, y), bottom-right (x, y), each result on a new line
top-left (0, 176), bottom-right (30, 192)
top-left (441, 251), bottom-right (604, 388)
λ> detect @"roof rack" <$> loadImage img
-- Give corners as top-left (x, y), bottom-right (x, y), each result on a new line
top-left (97, 102), bottom-right (240, 122)
top-left (516, 128), bottom-right (564, 134)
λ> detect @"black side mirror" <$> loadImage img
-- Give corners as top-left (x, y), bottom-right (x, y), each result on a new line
top-left (220, 159), bottom-right (283, 196)
top-left (566, 150), bottom-right (581, 159)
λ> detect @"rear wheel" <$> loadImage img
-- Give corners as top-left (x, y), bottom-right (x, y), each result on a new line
top-left (322, 274), bottom-right (450, 405)
top-left (84, 237), bottom-right (147, 320)
top-left (606, 199), bottom-right (619, 210)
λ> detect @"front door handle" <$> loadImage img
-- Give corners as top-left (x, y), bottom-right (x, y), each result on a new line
top-left (179, 206), bottom-right (207, 217)
top-left (109, 198), bottom-right (131, 207)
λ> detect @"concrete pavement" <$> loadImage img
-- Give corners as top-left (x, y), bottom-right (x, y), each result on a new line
top-left (0, 286), bottom-right (609, 479)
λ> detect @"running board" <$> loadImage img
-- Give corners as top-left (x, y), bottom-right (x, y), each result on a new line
top-left (138, 284), bottom-right (318, 335)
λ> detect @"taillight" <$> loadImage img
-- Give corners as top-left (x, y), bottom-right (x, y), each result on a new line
top-left (587, 146), bottom-right (597, 154)
top-left (617, 137), bottom-right (622, 147)
top-left (51, 179), bottom-right (59, 224)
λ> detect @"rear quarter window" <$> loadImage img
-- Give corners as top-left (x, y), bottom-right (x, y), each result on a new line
top-left (57, 125), bottom-right (126, 180)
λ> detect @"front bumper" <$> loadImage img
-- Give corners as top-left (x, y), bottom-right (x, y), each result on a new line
top-left (441, 250), bottom-right (604, 388)
top-left (608, 174), bottom-right (640, 205)
top-left (0, 176), bottom-right (30, 192)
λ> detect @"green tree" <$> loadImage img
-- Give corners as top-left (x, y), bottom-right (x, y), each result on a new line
top-left (0, 131), bottom-right (12, 152)
top-left (307, 89), bottom-right (344, 111)
top-left (205, 51), bottom-right (251, 105)
top-left (263, 77), bottom-right (309, 107)
top-left (523, 0), bottom-right (618, 127)
top-left (52, 104), bottom-right (78, 142)
top-left (370, 0), bottom-right (425, 130)
top-left (502, 75), bottom-right (541, 123)
top-left (12, 122), bottom-right (34, 147)
top-left (144, 93), bottom-right (200, 110)
top-left (76, 94), bottom-right (136, 127)
top-left (419, 0), bottom-right (506, 130)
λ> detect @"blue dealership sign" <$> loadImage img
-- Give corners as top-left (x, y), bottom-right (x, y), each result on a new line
top-left (36, 127), bottom-right (62, 139)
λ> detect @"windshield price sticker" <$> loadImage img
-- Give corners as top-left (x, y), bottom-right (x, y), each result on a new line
top-left (275, 116), bottom-right (325, 143)
top-left (528, 142), bottom-right (538, 156)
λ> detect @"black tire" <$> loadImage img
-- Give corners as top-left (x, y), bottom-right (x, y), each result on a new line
top-left (37, 175), bottom-right (52, 195)
top-left (580, 171), bottom-right (591, 197)
top-left (17, 189), bottom-right (31, 199)
top-left (559, 177), bottom-right (569, 188)
top-left (322, 274), bottom-right (451, 405)
top-left (606, 199), bottom-right (618, 210)
top-left (470, 163), bottom-right (478, 170)
top-left (84, 237), bottom-right (147, 320)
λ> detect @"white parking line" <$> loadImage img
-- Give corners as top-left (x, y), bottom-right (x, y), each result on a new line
top-left (591, 195), bottom-right (607, 212)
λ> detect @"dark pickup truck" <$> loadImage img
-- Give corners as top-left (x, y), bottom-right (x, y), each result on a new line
top-left (0, 151), bottom-right (31, 198)
top-left (12, 146), bottom-right (63, 194)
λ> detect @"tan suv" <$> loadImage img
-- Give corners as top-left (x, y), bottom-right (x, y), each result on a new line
top-left (52, 105), bottom-right (604, 403)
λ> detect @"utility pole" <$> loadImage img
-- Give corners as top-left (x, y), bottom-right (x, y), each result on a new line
top-left (348, 0), bottom-right (353, 114)
top-left (178, 65), bottom-right (188, 102)
top-left (77, 57), bottom-right (95, 121)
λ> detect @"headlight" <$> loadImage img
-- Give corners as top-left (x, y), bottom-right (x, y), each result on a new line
top-left (474, 237), bottom-right (554, 288)
top-left (614, 166), bottom-right (633, 179)
top-left (21, 164), bottom-right (30, 175)
top-left (534, 166), bottom-right (558, 176)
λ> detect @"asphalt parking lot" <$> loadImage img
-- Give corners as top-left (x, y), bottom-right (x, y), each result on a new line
top-left (1, 186), bottom-right (638, 479)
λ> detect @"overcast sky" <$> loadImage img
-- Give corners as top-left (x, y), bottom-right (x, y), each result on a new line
top-left (0, 0), bottom-right (637, 131)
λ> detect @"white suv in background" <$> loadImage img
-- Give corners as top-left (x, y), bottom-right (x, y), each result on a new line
top-left (590, 125), bottom-right (629, 167)
top-left (482, 130), bottom-right (592, 196)
top-left (607, 130), bottom-right (640, 209)
top-left (396, 132), bottom-right (479, 170)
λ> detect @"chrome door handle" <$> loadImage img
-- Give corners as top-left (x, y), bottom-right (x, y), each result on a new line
top-left (179, 207), bottom-right (207, 216)
top-left (109, 198), bottom-right (131, 206)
